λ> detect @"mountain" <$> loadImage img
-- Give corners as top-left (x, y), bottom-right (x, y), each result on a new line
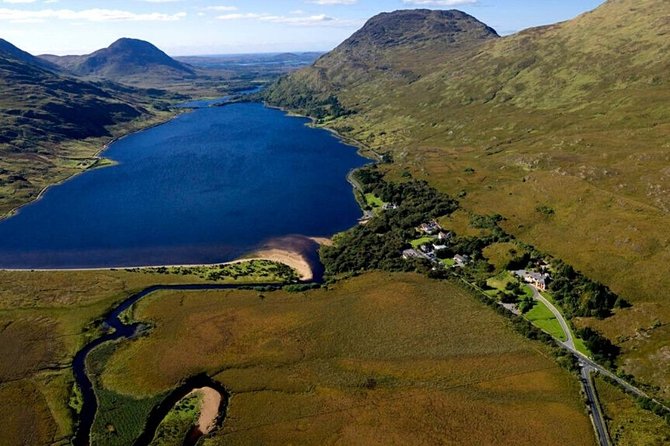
top-left (264, 9), bottom-right (498, 118)
top-left (41, 38), bottom-right (195, 86)
top-left (0, 38), bottom-right (59, 72)
top-left (265, 0), bottom-right (670, 399)
top-left (0, 39), bottom-right (170, 215)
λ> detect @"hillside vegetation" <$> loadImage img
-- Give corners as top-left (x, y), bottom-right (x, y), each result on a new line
top-left (265, 9), bottom-right (498, 118)
top-left (265, 0), bottom-right (670, 398)
top-left (0, 39), bottom-right (181, 216)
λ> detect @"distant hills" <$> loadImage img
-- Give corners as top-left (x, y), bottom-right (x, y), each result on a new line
top-left (41, 38), bottom-right (195, 86)
top-left (0, 40), bottom-right (147, 147)
top-left (0, 38), bottom-right (60, 72)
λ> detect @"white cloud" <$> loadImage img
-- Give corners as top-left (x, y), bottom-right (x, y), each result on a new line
top-left (306, 0), bottom-right (357, 4)
top-left (2, 0), bottom-right (38, 4)
top-left (204, 5), bottom-right (238, 11)
top-left (263, 14), bottom-right (335, 25)
top-left (0, 8), bottom-right (187, 22)
top-left (402, 0), bottom-right (478, 5)
top-left (216, 12), bottom-right (259, 20)
top-left (216, 11), bottom-right (356, 27)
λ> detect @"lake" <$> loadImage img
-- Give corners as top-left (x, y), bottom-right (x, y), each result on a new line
top-left (0, 103), bottom-right (368, 269)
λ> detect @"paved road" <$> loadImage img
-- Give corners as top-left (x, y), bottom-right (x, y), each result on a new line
top-left (469, 279), bottom-right (670, 445)
top-left (531, 287), bottom-right (575, 350)
top-left (529, 285), bottom-right (611, 446)
top-left (580, 363), bottom-right (612, 446)
top-left (530, 285), bottom-right (670, 410)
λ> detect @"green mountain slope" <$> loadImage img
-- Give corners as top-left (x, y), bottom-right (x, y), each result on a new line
top-left (265, 9), bottom-right (498, 118)
top-left (0, 40), bottom-right (171, 216)
top-left (265, 0), bottom-right (670, 400)
top-left (42, 38), bottom-right (195, 86)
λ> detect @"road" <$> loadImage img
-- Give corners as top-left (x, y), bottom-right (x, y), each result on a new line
top-left (580, 363), bottom-right (612, 446)
top-left (468, 279), bottom-right (670, 445)
top-left (531, 287), bottom-right (575, 350)
top-left (529, 285), bottom-right (612, 446)
top-left (529, 285), bottom-right (670, 410)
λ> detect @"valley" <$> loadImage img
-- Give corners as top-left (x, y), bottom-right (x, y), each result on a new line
top-left (1, 1), bottom-right (670, 445)
top-left (264, 0), bottom-right (670, 419)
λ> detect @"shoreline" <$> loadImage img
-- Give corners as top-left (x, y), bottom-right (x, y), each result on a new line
top-left (263, 102), bottom-right (382, 162)
top-left (0, 110), bottom-right (184, 223)
top-left (0, 247), bottom-right (318, 282)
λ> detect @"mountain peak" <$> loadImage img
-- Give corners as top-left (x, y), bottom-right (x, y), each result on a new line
top-left (83, 38), bottom-right (194, 76)
top-left (43, 37), bottom-right (195, 85)
top-left (342, 9), bottom-right (499, 49)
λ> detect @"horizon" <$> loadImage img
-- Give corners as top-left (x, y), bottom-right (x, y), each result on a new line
top-left (2, 0), bottom-right (604, 57)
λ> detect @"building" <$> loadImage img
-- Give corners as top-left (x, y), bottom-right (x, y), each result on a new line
top-left (437, 231), bottom-right (453, 242)
top-left (514, 270), bottom-right (551, 291)
top-left (403, 249), bottom-right (422, 260)
top-left (417, 220), bottom-right (442, 235)
top-left (453, 254), bottom-right (470, 267)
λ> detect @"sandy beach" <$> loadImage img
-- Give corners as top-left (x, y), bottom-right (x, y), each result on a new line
top-left (190, 387), bottom-right (222, 435)
top-left (0, 248), bottom-right (316, 281)
top-left (239, 248), bottom-right (314, 281)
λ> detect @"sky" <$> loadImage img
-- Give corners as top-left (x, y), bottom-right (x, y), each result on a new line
top-left (1, 0), bottom-right (605, 56)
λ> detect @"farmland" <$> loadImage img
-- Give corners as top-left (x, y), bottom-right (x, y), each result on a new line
top-left (94, 272), bottom-right (594, 445)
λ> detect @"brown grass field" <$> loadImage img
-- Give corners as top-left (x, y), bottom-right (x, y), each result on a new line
top-left (97, 272), bottom-right (594, 445)
top-left (0, 264), bottom-right (290, 446)
top-left (594, 376), bottom-right (670, 445)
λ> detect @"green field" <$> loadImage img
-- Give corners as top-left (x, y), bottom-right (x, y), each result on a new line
top-left (525, 300), bottom-right (566, 342)
top-left (364, 192), bottom-right (384, 208)
top-left (263, 0), bottom-right (670, 397)
top-left (410, 236), bottom-right (434, 248)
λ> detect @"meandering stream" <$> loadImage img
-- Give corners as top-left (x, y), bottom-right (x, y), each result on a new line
top-left (71, 283), bottom-right (282, 446)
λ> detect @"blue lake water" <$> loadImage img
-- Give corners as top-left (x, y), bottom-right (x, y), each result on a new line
top-left (0, 103), bottom-right (368, 268)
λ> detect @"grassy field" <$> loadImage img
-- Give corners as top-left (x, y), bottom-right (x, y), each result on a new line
top-left (525, 300), bottom-right (566, 342)
top-left (0, 264), bottom-right (292, 446)
top-left (264, 0), bottom-right (670, 397)
top-left (410, 236), bottom-right (434, 248)
top-left (483, 242), bottom-right (523, 272)
top-left (364, 192), bottom-right (384, 208)
top-left (594, 376), bottom-right (670, 445)
top-left (95, 272), bottom-right (594, 445)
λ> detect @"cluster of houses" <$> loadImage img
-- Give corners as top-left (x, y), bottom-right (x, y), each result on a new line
top-left (402, 220), bottom-right (471, 267)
